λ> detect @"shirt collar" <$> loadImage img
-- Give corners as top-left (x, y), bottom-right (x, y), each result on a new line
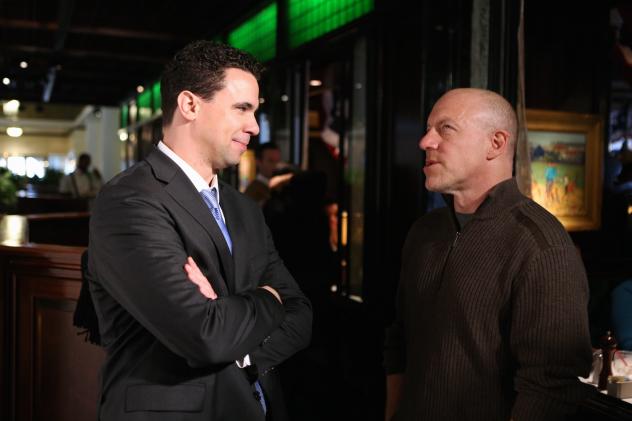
top-left (157, 141), bottom-right (220, 201)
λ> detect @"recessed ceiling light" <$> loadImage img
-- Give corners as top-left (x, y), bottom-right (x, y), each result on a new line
top-left (136, 85), bottom-right (144, 93)
top-left (7, 127), bottom-right (23, 137)
top-left (309, 80), bottom-right (322, 87)
top-left (2, 77), bottom-right (9, 86)
top-left (3, 99), bottom-right (20, 115)
top-left (19, 61), bottom-right (28, 69)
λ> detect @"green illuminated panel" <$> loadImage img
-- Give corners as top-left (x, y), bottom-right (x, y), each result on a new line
top-left (120, 104), bottom-right (129, 128)
top-left (288, 0), bottom-right (374, 49)
top-left (228, 3), bottom-right (277, 62)
top-left (152, 81), bottom-right (161, 113)
top-left (137, 89), bottom-right (152, 122)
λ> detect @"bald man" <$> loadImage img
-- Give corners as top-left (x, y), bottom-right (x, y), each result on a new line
top-left (384, 89), bottom-right (593, 420)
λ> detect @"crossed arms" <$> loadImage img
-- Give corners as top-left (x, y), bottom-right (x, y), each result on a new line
top-left (90, 183), bottom-right (312, 370)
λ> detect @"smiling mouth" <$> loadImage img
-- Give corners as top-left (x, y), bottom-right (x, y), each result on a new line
top-left (232, 139), bottom-right (249, 148)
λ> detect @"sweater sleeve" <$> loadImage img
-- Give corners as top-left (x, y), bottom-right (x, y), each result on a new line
top-left (510, 245), bottom-right (593, 420)
top-left (384, 280), bottom-right (407, 374)
top-left (384, 221), bottom-right (421, 375)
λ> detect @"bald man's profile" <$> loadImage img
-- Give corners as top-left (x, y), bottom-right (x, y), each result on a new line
top-left (384, 88), bottom-right (593, 420)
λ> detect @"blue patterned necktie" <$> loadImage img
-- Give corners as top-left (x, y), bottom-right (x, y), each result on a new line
top-left (200, 187), bottom-right (232, 253)
top-left (199, 187), bottom-right (267, 414)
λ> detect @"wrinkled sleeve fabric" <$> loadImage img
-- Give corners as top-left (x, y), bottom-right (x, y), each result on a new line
top-left (249, 222), bottom-right (313, 374)
top-left (510, 245), bottom-right (593, 420)
top-left (90, 184), bottom-right (286, 368)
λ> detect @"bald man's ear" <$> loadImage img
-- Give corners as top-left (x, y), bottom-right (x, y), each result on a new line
top-left (176, 91), bottom-right (199, 122)
top-left (487, 129), bottom-right (510, 160)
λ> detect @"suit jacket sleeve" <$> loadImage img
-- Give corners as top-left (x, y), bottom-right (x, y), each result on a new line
top-left (248, 220), bottom-right (313, 374)
top-left (90, 183), bottom-right (286, 367)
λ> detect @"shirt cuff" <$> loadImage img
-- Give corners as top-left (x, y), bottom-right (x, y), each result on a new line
top-left (236, 354), bottom-right (251, 368)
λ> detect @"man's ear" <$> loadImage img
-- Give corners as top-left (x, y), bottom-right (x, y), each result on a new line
top-left (176, 91), bottom-right (199, 122)
top-left (487, 129), bottom-right (510, 160)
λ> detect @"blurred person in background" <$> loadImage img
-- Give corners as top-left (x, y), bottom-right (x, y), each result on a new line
top-left (59, 152), bottom-right (102, 198)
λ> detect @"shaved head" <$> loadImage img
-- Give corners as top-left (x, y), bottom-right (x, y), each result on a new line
top-left (441, 88), bottom-right (518, 160)
top-left (420, 88), bottom-right (517, 211)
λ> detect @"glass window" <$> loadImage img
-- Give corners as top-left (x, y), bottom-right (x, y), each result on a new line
top-left (7, 156), bottom-right (26, 176)
top-left (25, 157), bottom-right (45, 178)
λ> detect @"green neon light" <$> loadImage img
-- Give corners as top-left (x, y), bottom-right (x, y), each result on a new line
top-left (120, 104), bottom-right (129, 128)
top-left (137, 89), bottom-right (152, 122)
top-left (228, 3), bottom-right (277, 62)
top-left (288, 0), bottom-right (374, 49)
top-left (152, 81), bottom-right (161, 113)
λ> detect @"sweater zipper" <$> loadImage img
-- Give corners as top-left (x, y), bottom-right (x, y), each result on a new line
top-left (452, 231), bottom-right (460, 248)
top-left (438, 230), bottom-right (460, 290)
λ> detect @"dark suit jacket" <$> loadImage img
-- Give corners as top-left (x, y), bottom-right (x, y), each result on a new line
top-left (88, 148), bottom-right (312, 420)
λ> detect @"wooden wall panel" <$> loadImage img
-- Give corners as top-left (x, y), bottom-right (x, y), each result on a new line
top-left (33, 297), bottom-right (104, 421)
top-left (0, 255), bottom-right (8, 421)
top-left (1, 245), bottom-right (105, 421)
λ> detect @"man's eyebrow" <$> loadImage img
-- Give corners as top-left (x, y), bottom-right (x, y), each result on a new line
top-left (233, 101), bottom-right (256, 110)
top-left (435, 118), bottom-right (459, 128)
top-left (427, 118), bottom-right (450, 128)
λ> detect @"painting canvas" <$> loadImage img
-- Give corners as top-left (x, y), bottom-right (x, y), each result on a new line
top-left (525, 109), bottom-right (603, 231)
top-left (529, 131), bottom-right (586, 216)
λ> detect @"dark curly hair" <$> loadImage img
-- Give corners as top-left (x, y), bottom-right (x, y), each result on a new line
top-left (160, 40), bottom-right (263, 126)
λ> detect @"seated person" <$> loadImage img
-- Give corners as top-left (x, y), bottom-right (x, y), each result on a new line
top-left (59, 153), bottom-right (102, 198)
top-left (612, 279), bottom-right (632, 350)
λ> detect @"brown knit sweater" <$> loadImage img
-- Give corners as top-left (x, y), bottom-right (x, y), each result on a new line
top-left (384, 178), bottom-right (594, 421)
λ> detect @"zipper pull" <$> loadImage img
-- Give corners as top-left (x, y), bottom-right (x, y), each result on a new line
top-left (452, 231), bottom-right (460, 248)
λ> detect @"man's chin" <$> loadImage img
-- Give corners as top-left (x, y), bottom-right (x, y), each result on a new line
top-left (425, 180), bottom-right (446, 193)
top-left (225, 155), bottom-right (244, 168)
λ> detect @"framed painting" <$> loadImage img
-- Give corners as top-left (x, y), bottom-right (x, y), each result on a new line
top-left (525, 109), bottom-right (603, 231)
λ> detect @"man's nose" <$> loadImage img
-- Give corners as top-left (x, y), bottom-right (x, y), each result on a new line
top-left (419, 130), bottom-right (437, 151)
top-left (246, 115), bottom-right (260, 136)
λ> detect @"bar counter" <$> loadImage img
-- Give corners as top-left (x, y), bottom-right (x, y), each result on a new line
top-left (0, 215), bottom-right (104, 421)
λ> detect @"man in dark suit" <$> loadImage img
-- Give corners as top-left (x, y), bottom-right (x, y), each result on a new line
top-left (88, 40), bottom-right (312, 421)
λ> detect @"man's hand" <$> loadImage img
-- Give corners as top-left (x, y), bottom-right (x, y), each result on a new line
top-left (259, 285), bottom-right (282, 304)
top-left (184, 256), bottom-right (217, 299)
top-left (185, 257), bottom-right (281, 305)
top-left (269, 173), bottom-right (293, 190)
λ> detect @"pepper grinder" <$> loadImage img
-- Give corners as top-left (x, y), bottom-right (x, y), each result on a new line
top-left (598, 330), bottom-right (617, 390)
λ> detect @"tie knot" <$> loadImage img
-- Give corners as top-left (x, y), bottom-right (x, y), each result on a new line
top-left (201, 187), bottom-right (219, 209)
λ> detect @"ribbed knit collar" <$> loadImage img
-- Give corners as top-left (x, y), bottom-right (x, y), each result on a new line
top-left (444, 178), bottom-right (526, 226)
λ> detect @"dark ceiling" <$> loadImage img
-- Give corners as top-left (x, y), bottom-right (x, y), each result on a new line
top-left (0, 0), bottom-right (262, 106)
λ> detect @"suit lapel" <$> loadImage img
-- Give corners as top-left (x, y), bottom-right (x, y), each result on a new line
top-left (218, 183), bottom-right (247, 293)
top-left (145, 149), bottom-right (235, 289)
